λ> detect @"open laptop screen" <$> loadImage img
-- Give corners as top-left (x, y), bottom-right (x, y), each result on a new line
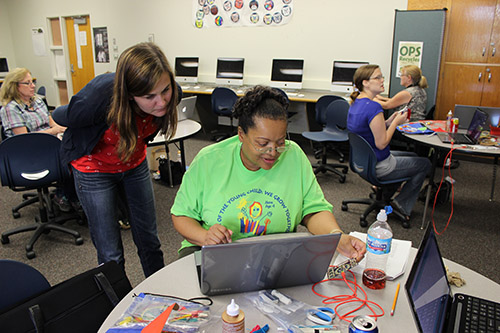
top-left (406, 226), bottom-right (451, 333)
top-left (466, 108), bottom-right (488, 141)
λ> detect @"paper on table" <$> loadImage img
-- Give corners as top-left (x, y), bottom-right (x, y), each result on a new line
top-left (334, 231), bottom-right (412, 280)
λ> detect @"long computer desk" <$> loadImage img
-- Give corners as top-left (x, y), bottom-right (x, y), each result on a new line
top-left (99, 248), bottom-right (500, 332)
top-left (179, 83), bottom-right (348, 134)
top-left (402, 123), bottom-right (500, 228)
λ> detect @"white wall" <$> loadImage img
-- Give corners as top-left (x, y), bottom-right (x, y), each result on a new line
top-left (1, 0), bottom-right (407, 105)
top-left (0, 0), bottom-right (17, 69)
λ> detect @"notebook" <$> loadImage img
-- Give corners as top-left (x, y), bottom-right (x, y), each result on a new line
top-left (177, 96), bottom-right (197, 121)
top-left (437, 108), bottom-right (488, 144)
top-left (194, 232), bottom-right (341, 296)
top-left (405, 223), bottom-right (500, 333)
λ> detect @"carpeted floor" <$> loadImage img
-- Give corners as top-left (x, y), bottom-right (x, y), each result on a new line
top-left (0, 132), bottom-right (499, 288)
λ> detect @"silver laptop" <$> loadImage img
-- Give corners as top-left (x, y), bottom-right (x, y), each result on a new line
top-left (177, 96), bottom-right (197, 121)
top-left (437, 108), bottom-right (488, 145)
top-left (195, 232), bottom-right (341, 296)
top-left (405, 223), bottom-right (500, 333)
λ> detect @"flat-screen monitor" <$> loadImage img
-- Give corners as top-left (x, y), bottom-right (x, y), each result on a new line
top-left (216, 57), bottom-right (245, 86)
top-left (175, 57), bottom-right (199, 83)
top-left (0, 58), bottom-right (9, 78)
top-left (270, 59), bottom-right (304, 90)
top-left (331, 61), bottom-right (369, 93)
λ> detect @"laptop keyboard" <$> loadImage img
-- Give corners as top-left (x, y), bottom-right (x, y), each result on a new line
top-left (459, 294), bottom-right (500, 332)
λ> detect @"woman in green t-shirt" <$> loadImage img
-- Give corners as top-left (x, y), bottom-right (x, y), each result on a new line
top-left (172, 85), bottom-right (366, 262)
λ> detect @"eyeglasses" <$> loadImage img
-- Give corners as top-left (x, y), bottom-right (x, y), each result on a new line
top-left (369, 75), bottom-right (384, 81)
top-left (18, 80), bottom-right (37, 86)
top-left (249, 137), bottom-right (290, 154)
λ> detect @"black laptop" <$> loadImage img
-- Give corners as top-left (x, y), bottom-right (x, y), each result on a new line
top-left (194, 232), bottom-right (341, 296)
top-left (405, 223), bottom-right (500, 333)
top-left (437, 108), bottom-right (488, 145)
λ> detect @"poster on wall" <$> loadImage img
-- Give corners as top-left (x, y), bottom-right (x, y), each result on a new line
top-left (93, 27), bottom-right (110, 63)
top-left (193, 0), bottom-right (293, 28)
top-left (396, 41), bottom-right (423, 77)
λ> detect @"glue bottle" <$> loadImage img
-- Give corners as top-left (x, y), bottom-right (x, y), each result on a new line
top-left (446, 110), bottom-right (453, 132)
top-left (222, 299), bottom-right (245, 332)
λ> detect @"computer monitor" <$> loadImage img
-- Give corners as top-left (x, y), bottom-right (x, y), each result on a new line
top-left (0, 58), bottom-right (9, 78)
top-left (215, 57), bottom-right (245, 86)
top-left (270, 59), bottom-right (304, 90)
top-left (331, 61), bottom-right (369, 93)
top-left (175, 57), bottom-right (199, 83)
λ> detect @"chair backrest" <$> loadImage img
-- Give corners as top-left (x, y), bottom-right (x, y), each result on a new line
top-left (0, 132), bottom-right (67, 190)
top-left (348, 132), bottom-right (382, 186)
top-left (315, 95), bottom-right (345, 125)
top-left (325, 99), bottom-right (350, 133)
top-left (0, 259), bottom-right (50, 312)
top-left (37, 86), bottom-right (46, 96)
top-left (211, 87), bottom-right (238, 117)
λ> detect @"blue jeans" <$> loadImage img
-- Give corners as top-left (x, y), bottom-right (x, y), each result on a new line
top-left (72, 159), bottom-right (164, 277)
top-left (378, 151), bottom-right (431, 216)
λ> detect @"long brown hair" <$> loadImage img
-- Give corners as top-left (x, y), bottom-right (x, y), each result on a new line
top-left (350, 64), bottom-right (379, 103)
top-left (107, 42), bottom-right (178, 162)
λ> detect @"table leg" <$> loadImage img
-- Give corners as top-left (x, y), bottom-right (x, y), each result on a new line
top-left (421, 148), bottom-right (439, 229)
top-left (163, 142), bottom-right (174, 188)
top-left (490, 156), bottom-right (498, 201)
top-left (179, 139), bottom-right (186, 171)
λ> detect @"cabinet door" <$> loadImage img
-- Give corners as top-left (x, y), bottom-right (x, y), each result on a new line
top-left (487, 0), bottom-right (500, 64)
top-left (436, 64), bottom-right (484, 119)
top-left (446, 0), bottom-right (497, 63)
top-left (480, 66), bottom-right (500, 106)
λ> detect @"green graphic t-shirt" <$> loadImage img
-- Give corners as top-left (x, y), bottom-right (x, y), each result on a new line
top-left (171, 136), bottom-right (333, 250)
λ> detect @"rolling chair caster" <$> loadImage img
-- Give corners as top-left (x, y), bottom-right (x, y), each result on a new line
top-left (12, 211), bottom-right (21, 219)
top-left (339, 175), bottom-right (346, 183)
top-left (26, 244), bottom-right (36, 259)
top-left (1, 234), bottom-right (10, 244)
top-left (341, 203), bottom-right (348, 211)
top-left (75, 237), bottom-right (84, 245)
top-left (360, 217), bottom-right (368, 228)
top-left (402, 221), bottom-right (410, 229)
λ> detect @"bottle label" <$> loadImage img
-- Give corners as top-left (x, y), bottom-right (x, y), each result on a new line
top-left (366, 234), bottom-right (392, 255)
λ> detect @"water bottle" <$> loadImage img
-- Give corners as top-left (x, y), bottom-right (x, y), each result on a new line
top-left (445, 110), bottom-right (453, 132)
top-left (362, 209), bottom-right (393, 290)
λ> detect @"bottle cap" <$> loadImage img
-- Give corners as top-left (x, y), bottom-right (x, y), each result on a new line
top-left (377, 209), bottom-right (387, 222)
top-left (226, 299), bottom-right (240, 316)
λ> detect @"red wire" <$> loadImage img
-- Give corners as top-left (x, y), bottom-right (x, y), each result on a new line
top-left (430, 143), bottom-right (456, 235)
top-left (311, 268), bottom-right (385, 322)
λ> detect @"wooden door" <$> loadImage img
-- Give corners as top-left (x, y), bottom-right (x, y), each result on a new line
top-left (65, 16), bottom-right (95, 94)
top-left (480, 66), bottom-right (500, 106)
top-left (445, 0), bottom-right (497, 63)
top-left (487, 0), bottom-right (500, 64)
top-left (436, 63), bottom-right (485, 119)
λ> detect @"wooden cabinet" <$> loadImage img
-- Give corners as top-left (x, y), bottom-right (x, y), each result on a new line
top-left (435, 0), bottom-right (500, 119)
top-left (445, 0), bottom-right (499, 64)
top-left (438, 64), bottom-right (500, 114)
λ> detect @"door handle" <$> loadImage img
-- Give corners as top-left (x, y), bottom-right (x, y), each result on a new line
top-left (478, 72), bottom-right (482, 81)
top-left (482, 47), bottom-right (486, 56)
top-left (70, 64), bottom-right (75, 73)
top-left (492, 47), bottom-right (496, 57)
top-left (488, 72), bottom-right (492, 82)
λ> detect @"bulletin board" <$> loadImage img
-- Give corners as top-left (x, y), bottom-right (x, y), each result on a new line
top-left (389, 9), bottom-right (446, 113)
top-left (193, 0), bottom-right (293, 28)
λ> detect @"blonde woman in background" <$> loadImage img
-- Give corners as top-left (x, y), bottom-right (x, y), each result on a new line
top-left (374, 65), bottom-right (428, 121)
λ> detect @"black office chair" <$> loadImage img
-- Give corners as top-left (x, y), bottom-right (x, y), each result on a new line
top-left (302, 98), bottom-right (349, 183)
top-left (341, 132), bottom-right (412, 228)
top-left (0, 132), bottom-right (84, 259)
top-left (0, 259), bottom-right (50, 312)
top-left (210, 87), bottom-right (238, 142)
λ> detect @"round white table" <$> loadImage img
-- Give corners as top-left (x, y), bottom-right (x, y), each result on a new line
top-left (99, 249), bottom-right (500, 332)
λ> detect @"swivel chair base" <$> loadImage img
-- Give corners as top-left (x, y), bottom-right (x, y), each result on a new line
top-left (341, 186), bottom-right (410, 229)
top-left (12, 193), bottom-right (38, 218)
top-left (312, 146), bottom-right (348, 183)
top-left (1, 188), bottom-right (84, 259)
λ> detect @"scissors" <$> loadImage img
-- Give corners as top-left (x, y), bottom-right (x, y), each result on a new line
top-left (306, 307), bottom-right (336, 325)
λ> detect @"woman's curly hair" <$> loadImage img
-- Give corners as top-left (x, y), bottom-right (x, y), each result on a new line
top-left (233, 85), bottom-right (289, 133)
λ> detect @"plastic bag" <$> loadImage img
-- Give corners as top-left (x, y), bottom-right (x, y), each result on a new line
top-left (245, 290), bottom-right (337, 332)
top-left (106, 293), bottom-right (212, 333)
